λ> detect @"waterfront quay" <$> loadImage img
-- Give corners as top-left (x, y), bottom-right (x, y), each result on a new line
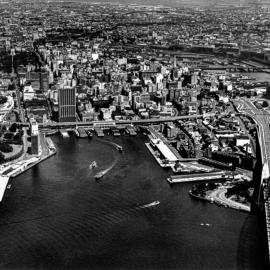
top-left (0, 134), bottom-right (56, 202)
top-left (167, 171), bottom-right (234, 184)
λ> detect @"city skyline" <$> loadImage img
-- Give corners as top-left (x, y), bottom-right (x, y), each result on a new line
top-left (0, 0), bottom-right (269, 269)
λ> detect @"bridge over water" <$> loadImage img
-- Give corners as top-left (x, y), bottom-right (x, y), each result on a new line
top-left (236, 99), bottom-right (270, 263)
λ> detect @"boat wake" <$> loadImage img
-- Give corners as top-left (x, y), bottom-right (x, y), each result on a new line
top-left (95, 137), bottom-right (123, 152)
top-left (94, 158), bottom-right (119, 180)
top-left (92, 138), bottom-right (122, 180)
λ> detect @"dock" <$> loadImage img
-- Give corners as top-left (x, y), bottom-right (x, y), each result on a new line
top-left (172, 161), bottom-right (215, 174)
top-left (0, 137), bottom-right (57, 202)
top-left (125, 126), bottom-right (137, 136)
top-left (167, 171), bottom-right (234, 184)
top-left (10, 151), bottom-right (57, 178)
top-left (145, 143), bottom-right (171, 167)
top-left (46, 137), bottom-right (56, 151)
top-left (76, 127), bottom-right (88, 138)
top-left (94, 127), bottom-right (104, 137)
top-left (111, 127), bottom-right (121, 136)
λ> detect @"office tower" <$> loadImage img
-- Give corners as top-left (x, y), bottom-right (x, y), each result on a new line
top-left (58, 87), bottom-right (76, 122)
top-left (30, 119), bottom-right (40, 155)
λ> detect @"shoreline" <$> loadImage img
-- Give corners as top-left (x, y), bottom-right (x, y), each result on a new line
top-left (189, 188), bottom-right (250, 212)
top-left (10, 149), bottom-right (56, 178)
top-left (0, 137), bottom-right (57, 202)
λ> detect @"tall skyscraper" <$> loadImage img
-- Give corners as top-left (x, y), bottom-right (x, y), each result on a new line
top-left (30, 119), bottom-right (40, 155)
top-left (58, 87), bottom-right (76, 122)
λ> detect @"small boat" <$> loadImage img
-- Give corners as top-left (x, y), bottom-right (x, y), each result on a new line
top-left (89, 161), bottom-right (97, 170)
top-left (7, 184), bottom-right (11, 189)
top-left (141, 200), bottom-right (160, 208)
top-left (116, 145), bottom-right (123, 152)
top-left (200, 223), bottom-right (211, 227)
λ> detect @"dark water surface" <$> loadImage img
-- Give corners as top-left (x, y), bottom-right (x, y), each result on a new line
top-left (0, 134), bottom-right (268, 269)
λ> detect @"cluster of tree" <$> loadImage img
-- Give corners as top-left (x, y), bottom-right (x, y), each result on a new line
top-left (9, 123), bottom-right (18, 133)
top-left (226, 181), bottom-right (253, 203)
top-left (0, 143), bottom-right (13, 153)
top-left (1, 126), bottom-right (23, 145)
top-left (0, 95), bottom-right (7, 105)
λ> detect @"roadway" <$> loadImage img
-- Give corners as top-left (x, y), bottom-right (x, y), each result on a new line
top-left (210, 188), bottom-right (250, 212)
top-left (6, 113), bottom-right (216, 129)
top-left (38, 113), bottom-right (215, 129)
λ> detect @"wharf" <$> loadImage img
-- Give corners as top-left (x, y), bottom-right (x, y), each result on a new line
top-left (0, 137), bottom-right (57, 202)
top-left (167, 171), bottom-right (233, 184)
top-left (1, 137), bottom-right (56, 180)
top-left (10, 150), bottom-right (56, 178)
top-left (172, 162), bottom-right (215, 174)
top-left (126, 126), bottom-right (137, 136)
top-left (111, 127), bottom-right (121, 136)
top-left (145, 143), bottom-right (171, 167)
top-left (76, 127), bottom-right (88, 138)
top-left (94, 127), bottom-right (104, 137)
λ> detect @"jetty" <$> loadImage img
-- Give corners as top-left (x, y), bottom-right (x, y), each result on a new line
top-left (167, 171), bottom-right (234, 184)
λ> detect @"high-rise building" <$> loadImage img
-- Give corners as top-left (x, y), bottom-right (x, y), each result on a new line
top-left (30, 119), bottom-right (40, 155)
top-left (58, 87), bottom-right (76, 122)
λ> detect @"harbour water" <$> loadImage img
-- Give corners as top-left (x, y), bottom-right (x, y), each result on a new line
top-left (0, 134), bottom-right (268, 269)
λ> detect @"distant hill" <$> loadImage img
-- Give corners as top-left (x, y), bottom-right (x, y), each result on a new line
top-left (57, 0), bottom-right (260, 8)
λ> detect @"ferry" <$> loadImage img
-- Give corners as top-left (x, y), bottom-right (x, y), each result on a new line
top-left (89, 161), bottom-right (97, 169)
top-left (116, 145), bottom-right (123, 152)
top-left (141, 200), bottom-right (160, 208)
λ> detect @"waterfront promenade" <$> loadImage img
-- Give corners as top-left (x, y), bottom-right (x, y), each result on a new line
top-left (167, 171), bottom-right (234, 184)
top-left (209, 188), bottom-right (250, 212)
top-left (0, 134), bottom-right (56, 201)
